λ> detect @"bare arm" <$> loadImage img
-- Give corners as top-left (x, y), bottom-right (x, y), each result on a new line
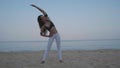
top-left (30, 4), bottom-right (48, 16)
top-left (40, 26), bottom-right (50, 37)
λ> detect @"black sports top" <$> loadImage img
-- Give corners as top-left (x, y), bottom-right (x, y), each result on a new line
top-left (45, 21), bottom-right (55, 31)
top-left (44, 14), bottom-right (55, 31)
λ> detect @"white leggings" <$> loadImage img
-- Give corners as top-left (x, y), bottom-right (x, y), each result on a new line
top-left (42, 33), bottom-right (62, 61)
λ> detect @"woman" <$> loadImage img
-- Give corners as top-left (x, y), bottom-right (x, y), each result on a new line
top-left (31, 4), bottom-right (63, 63)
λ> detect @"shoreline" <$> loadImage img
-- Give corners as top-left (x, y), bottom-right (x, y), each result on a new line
top-left (0, 49), bottom-right (120, 68)
top-left (0, 49), bottom-right (120, 52)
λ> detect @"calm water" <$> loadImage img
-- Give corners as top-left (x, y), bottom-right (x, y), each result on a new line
top-left (0, 40), bottom-right (120, 52)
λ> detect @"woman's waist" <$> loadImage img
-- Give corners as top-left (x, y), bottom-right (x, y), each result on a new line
top-left (49, 27), bottom-right (58, 36)
top-left (50, 27), bottom-right (57, 33)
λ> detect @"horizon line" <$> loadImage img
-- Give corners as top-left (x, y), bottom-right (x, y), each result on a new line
top-left (0, 39), bottom-right (120, 42)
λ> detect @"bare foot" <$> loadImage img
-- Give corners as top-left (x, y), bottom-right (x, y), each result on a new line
top-left (41, 61), bottom-right (45, 64)
top-left (59, 60), bottom-right (63, 63)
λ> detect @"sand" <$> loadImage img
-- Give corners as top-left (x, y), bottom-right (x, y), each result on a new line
top-left (0, 50), bottom-right (120, 68)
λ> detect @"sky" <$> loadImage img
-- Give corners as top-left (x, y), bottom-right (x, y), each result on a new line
top-left (0, 0), bottom-right (120, 41)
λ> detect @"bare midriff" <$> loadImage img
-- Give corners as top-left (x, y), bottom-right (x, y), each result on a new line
top-left (50, 26), bottom-right (57, 36)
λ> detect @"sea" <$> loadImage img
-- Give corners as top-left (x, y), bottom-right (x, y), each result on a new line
top-left (0, 39), bottom-right (120, 52)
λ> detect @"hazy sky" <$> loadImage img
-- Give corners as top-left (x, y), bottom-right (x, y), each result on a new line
top-left (0, 0), bottom-right (120, 41)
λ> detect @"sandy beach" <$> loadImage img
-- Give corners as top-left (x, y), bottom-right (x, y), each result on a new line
top-left (0, 50), bottom-right (120, 68)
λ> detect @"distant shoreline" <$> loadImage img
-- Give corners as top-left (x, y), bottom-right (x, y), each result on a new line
top-left (0, 49), bottom-right (120, 53)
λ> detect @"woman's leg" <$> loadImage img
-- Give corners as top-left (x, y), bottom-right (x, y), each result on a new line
top-left (55, 33), bottom-right (62, 61)
top-left (42, 36), bottom-right (55, 61)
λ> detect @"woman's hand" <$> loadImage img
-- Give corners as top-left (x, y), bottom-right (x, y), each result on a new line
top-left (30, 4), bottom-right (36, 7)
top-left (40, 32), bottom-right (50, 37)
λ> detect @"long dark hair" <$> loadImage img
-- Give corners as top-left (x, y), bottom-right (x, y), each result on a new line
top-left (37, 15), bottom-right (47, 32)
top-left (37, 15), bottom-right (44, 28)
